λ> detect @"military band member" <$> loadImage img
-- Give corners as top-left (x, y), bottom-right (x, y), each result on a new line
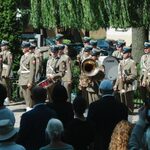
top-left (77, 36), bottom-right (91, 63)
top-left (0, 40), bottom-right (13, 102)
top-left (46, 45), bottom-right (66, 102)
top-left (55, 34), bottom-right (68, 55)
top-left (114, 47), bottom-right (137, 114)
top-left (112, 40), bottom-right (126, 61)
top-left (18, 41), bottom-right (36, 111)
top-left (29, 40), bottom-right (42, 82)
top-left (58, 44), bottom-right (72, 101)
top-left (139, 42), bottom-right (150, 101)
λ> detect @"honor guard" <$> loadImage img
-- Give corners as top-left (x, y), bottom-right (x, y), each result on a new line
top-left (114, 47), bottom-right (137, 114)
top-left (0, 40), bottom-right (13, 102)
top-left (58, 44), bottom-right (72, 101)
top-left (77, 36), bottom-right (91, 63)
top-left (18, 41), bottom-right (36, 111)
top-left (29, 39), bottom-right (42, 82)
top-left (46, 45), bottom-right (66, 102)
top-left (139, 42), bottom-right (150, 101)
top-left (55, 34), bottom-right (68, 55)
top-left (112, 40), bottom-right (126, 61)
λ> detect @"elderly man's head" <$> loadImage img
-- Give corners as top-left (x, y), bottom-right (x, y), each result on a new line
top-left (46, 118), bottom-right (64, 139)
top-left (99, 80), bottom-right (114, 95)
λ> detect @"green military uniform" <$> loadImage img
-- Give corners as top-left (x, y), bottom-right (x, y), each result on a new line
top-left (46, 45), bottom-right (66, 102)
top-left (0, 40), bottom-right (13, 101)
top-left (114, 47), bottom-right (137, 114)
top-left (139, 42), bottom-right (150, 101)
top-left (18, 42), bottom-right (36, 108)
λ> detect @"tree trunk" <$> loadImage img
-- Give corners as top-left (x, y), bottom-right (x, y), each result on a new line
top-left (132, 27), bottom-right (149, 63)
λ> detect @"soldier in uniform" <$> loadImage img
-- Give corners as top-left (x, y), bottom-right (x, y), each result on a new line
top-left (18, 41), bottom-right (36, 111)
top-left (76, 36), bottom-right (91, 63)
top-left (58, 44), bottom-right (72, 101)
top-left (139, 42), bottom-right (150, 101)
top-left (114, 47), bottom-right (137, 114)
top-left (46, 45), bottom-right (66, 102)
top-left (112, 40), bottom-right (126, 61)
top-left (0, 40), bottom-right (13, 102)
top-left (29, 40), bottom-right (42, 83)
top-left (55, 34), bottom-right (68, 55)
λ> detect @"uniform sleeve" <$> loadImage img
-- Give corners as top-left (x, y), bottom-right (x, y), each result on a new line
top-left (6, 52), bottom-right (13, 77)
top-left (29, 56), bottom-right (36, 84)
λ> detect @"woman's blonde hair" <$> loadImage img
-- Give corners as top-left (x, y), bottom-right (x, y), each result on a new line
top-left (109, 120), bottom-right (133, 150)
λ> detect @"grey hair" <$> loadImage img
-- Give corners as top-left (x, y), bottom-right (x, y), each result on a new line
top-left (46, 118), bottom-right (64, 137)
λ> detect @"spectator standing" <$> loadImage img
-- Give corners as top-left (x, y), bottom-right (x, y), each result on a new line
top-left (87, 79), bottom-right (128, 150)
top-left (0, 84), bottom-right (15, 125)
top-left (63, 95), bottom-right (95, 150)
top-left (16, 86), bottom-right (57, 150)
top-left (40, 118), bottom-right (73, 150)
top-left (47, 84), bottom-right (74, 128)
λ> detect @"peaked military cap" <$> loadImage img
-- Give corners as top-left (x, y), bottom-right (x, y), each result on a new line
top-left (90, 40), bottom-right (97, 46)
top-left (55, 34), bottom-right (64, 41)
top-left (83, 36), bottom-right (91, 43)
top-left (58, 44), bottom-right (65, 50)
top-left (30, 43), bottom-right (36, 48)
top-left (1, 40), bottom-right (9, 46)
top-left (84, 45), bottom-right (93, 52)
top-left (21, 41), bottom-right (30, 48)
top-left (91, 51), bottom-right (99, 56)
top-left (29, 39), bottom-right (37, 43)
top-left (116, 39), bottom-right (126, 47)
top-left (123, 46), bottom-right (132, 54)
top-left (144, 42), bottom-right (150, 48)
top-left (50, 45), bottom-right (59, 52)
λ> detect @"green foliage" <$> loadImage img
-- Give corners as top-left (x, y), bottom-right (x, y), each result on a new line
top-left (71, 60), bottom-right (80, 93)
top-left (29, 0), bottom-right (150, 30)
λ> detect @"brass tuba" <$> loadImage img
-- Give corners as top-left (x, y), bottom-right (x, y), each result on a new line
top-left (81, 58), bottom-right (104, 77)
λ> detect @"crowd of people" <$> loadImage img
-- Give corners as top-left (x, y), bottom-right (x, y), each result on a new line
top-left (0, 34), bottom-right (150, 149)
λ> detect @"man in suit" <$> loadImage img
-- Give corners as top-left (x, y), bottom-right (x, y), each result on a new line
top-left (139, 42), bottom-right (150, 102)
top-left (114, 46), bottom-right (137, 114)
top-left (16, 86), bottom-right (57, 150)
top-left (87, 79), bottom-right (128, 150)
top-left (18, 41), bottom-right (36, 111)
top-left (0, 40), bottom-right (13, 102)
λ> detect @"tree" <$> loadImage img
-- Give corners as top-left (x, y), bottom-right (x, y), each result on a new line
top-left (0, 0), bottom-right (21, 53)
top-left (29, 0), bottom-right (150, 62)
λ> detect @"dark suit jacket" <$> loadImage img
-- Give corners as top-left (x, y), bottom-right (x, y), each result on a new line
top-left (87, 95), bottom-right (128, 150)
top-left (16, 104), bottom-right (57, 150)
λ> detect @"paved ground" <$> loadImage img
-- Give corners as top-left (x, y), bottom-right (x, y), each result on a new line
top-left (7, 100), bottom-right (139, 128)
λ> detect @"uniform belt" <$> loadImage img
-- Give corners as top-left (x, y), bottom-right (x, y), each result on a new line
top-left (21, 70), bottom-right (30, 74)
top-left (3, 64), bottom-right (8, 69)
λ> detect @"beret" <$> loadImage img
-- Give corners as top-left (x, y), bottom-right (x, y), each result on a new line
top-left (58, 44), bottom-right (65, 50)
top-left (116, 39), bottom-right (126, 47)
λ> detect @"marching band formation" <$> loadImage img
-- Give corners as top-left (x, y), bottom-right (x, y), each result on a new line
top-left (0, 34), bottom-right (150, 113)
